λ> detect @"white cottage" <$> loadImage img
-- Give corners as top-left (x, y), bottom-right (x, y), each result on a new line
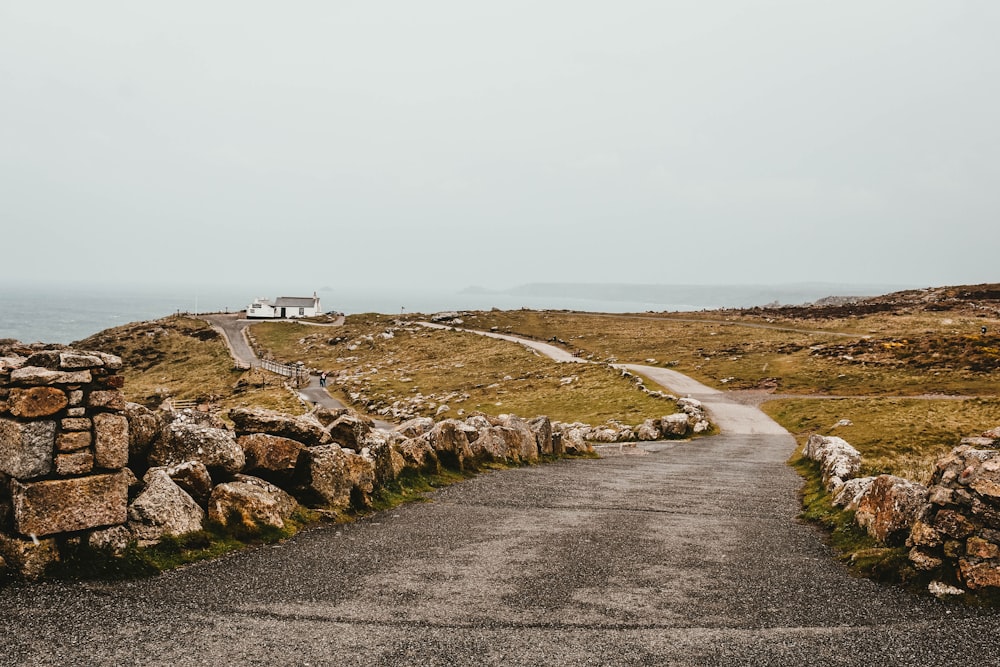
top-left (246, 293), bottom-right (322, 319)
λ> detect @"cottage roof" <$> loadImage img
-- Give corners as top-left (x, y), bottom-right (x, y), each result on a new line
top-left (273, 296), bottom-right (318, 308)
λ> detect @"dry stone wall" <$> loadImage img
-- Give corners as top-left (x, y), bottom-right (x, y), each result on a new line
top-left (807, 431), bottom-right (1000, 596)
top-left (1, 345), bottom-right (129, 578)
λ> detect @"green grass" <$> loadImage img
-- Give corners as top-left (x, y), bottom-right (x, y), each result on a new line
top-left (792, 456), bottom-right (915, 584)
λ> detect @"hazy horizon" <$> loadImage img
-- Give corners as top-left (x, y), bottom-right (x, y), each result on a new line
top-left (3, 2), bottom-right (998, 292)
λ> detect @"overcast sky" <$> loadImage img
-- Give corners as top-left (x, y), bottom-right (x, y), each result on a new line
top-left (2, 1), bottom-right (998, 294)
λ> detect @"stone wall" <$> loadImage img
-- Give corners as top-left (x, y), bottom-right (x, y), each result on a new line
top-left (806, 432), bottom-right (1000, 596)
top-left (1, 345), bottom-right (129, 578)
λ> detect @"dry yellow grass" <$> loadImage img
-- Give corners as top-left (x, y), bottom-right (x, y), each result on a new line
top-left (248, 316), bottom-right (676, 424)
top-left (77, 316), bottom-right (304, 414)
top-left (761, 397), bottom-right (1000, 484)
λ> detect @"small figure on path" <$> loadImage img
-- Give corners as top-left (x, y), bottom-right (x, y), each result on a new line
top-left (319, 371), bottom-right (327, 387)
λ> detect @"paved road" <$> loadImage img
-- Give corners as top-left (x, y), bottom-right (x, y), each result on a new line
top-left (2, 325), bottom-right (999, 665)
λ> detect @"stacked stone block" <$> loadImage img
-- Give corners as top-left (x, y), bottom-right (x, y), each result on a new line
top-left (0, 346), bottom-right (129, 578)
top-left (907, 445), bottom-right (1000, 591)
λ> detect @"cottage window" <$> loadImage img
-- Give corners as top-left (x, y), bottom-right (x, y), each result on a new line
top-left (299, 308), bottom-right (305, 316)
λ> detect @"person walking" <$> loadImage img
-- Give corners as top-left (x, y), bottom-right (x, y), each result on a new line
top-left (319, 371), bottom-right (327, 388)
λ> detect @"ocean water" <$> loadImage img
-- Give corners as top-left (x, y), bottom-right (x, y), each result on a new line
top-left (0, 284), bottom-right (702, 345)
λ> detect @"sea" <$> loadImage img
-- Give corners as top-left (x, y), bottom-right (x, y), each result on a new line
top-left (0, 281), bottom-right (910, 345)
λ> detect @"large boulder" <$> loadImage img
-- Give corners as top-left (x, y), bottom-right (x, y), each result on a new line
top-left (237, 433), bottom-right (306, 478)
top-left (296, 445), bottom-right (376, 510)
top-left (208, 475), bottom-right (299, 531)
top-left (497, 415), bottom-right (540, 461)
top-left (229, 408), bottom-right (330, 446)
top-left (558, 426), bottom-right (594, 455)
top-left (528, 416), bottom-right (554, 455)
top-left (833, 476), bottom-right (876, 511)
top-left (661, 413), bottom-right (690, 437)
top-left (468, 427), bottom-right (511, 461)
top-left (855, 475), bottom-right (929, 544)
top-left (149, 410), bottom-right (245, 476)
top-left (636, 419), bottom-right (661, 441)
top-left (360, 430), bottom-right (406, 486)
top-left (326, 412), bottom-right (375, 449)
top-left (158, 461), bottom-right (213, 507)
top-left (127, 469), bottom-right (205, 542)
top-left (395, 437), bottom-right (440, 475)
top-left (426, 420), bottom-right (477, 470)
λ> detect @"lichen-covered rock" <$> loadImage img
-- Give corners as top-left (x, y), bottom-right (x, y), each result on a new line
top-left (661, 413), bottom-right (690, 437)
top-left (908, 547), bottom-right (944, 572)
top-left (360, 430), bottom-right (405, 486)
top-left (855, 475), bottom-right (929, 544)
top-left (8, 386), bottom-right (67, 418)
top-left (55, 450), bottom-right (95, 476)
top-left (159, 461), bottom-right (213, 507)
top-left (833, 476), bottom-right (876, 510)
top-left (497, 415), bottom-right (540, 461)
top-left (11, 472), bottom-right (128, 537)
top-left (128, 469), bottom-right (205, 542)
top-left (395, 416), bottom-right (435, 439)
top-left (395, 437), bottom-right (440, 474)
top-left (426, 420), bottom-right (476, 470)
top-left (208, 475), bottom-right (298, 531)
top-left (238, 433), bottom-right (306, 476)
top-left (229, 407), bottom-right (330, 446)
top-left (558, 427), bottom-right (594, 455)
top-left (10, 366), bottom-right (92, 386)
top-left (88, 525), bottom-right (135, 556)
top-left (327, 412), bottom-right (374, 449)
top-left (93, 412), bottom-right (129, 469)
top-left (122, 402), bottom-right (164, 461)
top-left (296, 445), bottom-right (376, 510)
top-left (959, 558), bottom-right (1000, 590)
top-left (0, 532), bottom-right (59, 580)
top-left (0, 418), bottom-right (55, 479)
top-left (149, 410), bottom-right (245, 475)
top-left (528, 416), bottom-right (553, 455)
top-left (636, 419), bottom-right (661, 441)
top-left (806, 435), bottom-right (862, 491)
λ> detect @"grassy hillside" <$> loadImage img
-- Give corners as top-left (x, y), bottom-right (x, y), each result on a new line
top-left (76, 316), bottom-right (304, 414)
